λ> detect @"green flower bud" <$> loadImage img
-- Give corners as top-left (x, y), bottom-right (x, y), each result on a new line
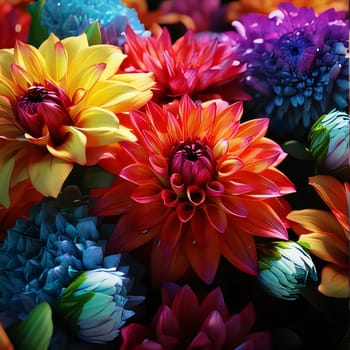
top-left (309, 110), bottom-right (350, 179)
top-left (258, 241), bottom-right (317, 300)
top-left (57, 268), bottom-right (140, 343)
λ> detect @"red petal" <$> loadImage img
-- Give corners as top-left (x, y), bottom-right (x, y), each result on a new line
top-left (131, 183), bottom-right (162, 203)
top-left (120, 323), bottom-right (150, 350)
top-left (200, 287), bottom-right (229, 321)
top-left (203, 204), bottom-right (227, 233)
top-left (188, 331), bottom-right (212, 349)
top-left (221, 224), bottom-right (258, 275)
top-left (151, 236), bottom-right (189, 287)
top-left (120, 164), bottom-right (155, 184)
top-left (176, 202), bottom-right (195, 222)
top-left (199, 311), bottom-right (226, 349)
top-left (107, 202), bottom-right (167, 253)
top-left (170, 285), bottom-right (201, 337)
top-left (238, 200), bottom-right (289, 239)
top-left (155, 305), bottom-right (180, 349)
top-left (186, 209), bottom-right (222, 284)
top-left (225, 303), bottom-right (255, 348)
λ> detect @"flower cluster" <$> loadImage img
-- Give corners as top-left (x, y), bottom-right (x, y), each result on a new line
top-left (232, 3), bottom-right (349, 140)
top-left (0, 1), bottom-right (348, 349)
top-left (0, 186), bottom-right (142, 345)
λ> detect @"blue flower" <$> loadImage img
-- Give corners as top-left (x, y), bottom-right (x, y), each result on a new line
top-left (232, 3), bottom-right (349, 140)
top-left (0, 186), bottom-right (139, 329)
top-left (257, 241), bottom-right (317, 300)
top-left (57, 268), bottom-right (142, 343)
top-left (38, 0), bottom-right (150, 45)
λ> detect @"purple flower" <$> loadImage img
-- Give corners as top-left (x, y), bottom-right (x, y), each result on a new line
top-left (232, 3), bottom-right (349, 140)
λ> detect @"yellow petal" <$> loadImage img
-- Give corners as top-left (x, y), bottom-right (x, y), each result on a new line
top-left (0, 151), bottom-right (15, 208)
top-left (0, 95), bottom-right (17, 120)
top-left (79, 80), bottom-right (153, 113)
top-left (318, 265), bottom-right (350, 298)
top-left (47, 126), bottom-right (87, 165)
top-left (14, 41), bottom-right (48, 83)
top-left (11, 64), bottom-right (35, 91)
top-left (39, 35), bottom-right (68, 82)
top-left (74, 107), bottom-right (136, 146)
top-left (0, 48), bottom-right (14, 79)
top-left (67, 62), bottom-right (106, 99)
top-left (112, 72), bottom-right (155, 91)
top-left (27, 154), bottom-right (74, 198)
top-left (61, 34), bottom-right (89, 62)
top-left (68, 44), bottom-right (126, 83)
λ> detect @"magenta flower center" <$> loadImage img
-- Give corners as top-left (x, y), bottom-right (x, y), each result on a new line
top-left (16, 84), bottom-right (72, 145)
top-left (169, 140), bottom-right (216, 187)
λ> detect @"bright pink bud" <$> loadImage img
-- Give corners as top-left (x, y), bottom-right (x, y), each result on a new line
top-left (16, 82), bottom-right (72, 144)
top-left (169, 140), bottom-right (216, 187)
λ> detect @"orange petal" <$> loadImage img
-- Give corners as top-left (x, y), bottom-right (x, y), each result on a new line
top-left (287, 209), bottom-right (345, 238)
top-left (309, 175), bottom-right (348, 219)
top-left (318, 265), bottom-right (350, 298)
top-left (298, 232), bottom-right (348, 267)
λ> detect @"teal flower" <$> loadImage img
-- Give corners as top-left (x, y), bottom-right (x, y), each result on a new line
top-left (258, 241), bottom-right (317, 300)
top-left (309, 110), bottom-right (350, 180)
top-left (0, 186), bottom-right (132, 328)
top-left (57, 268), bottom-right (141, 343)
top-left (29, 0), bottom-right (150, 46)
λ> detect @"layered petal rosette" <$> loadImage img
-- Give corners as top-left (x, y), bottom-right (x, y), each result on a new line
top-left (308, 110), bottom-right (350, 179)
top-left (32, 0), bottom-right (150, 46)
top-left (121, 26), bottom-right (249, 103)
top-left (287, 176), bottom-right (350, 298)
top-left (91, 95), bottom-right (295, 285)
top-left (0, 33), bottom-right (154, 207)
top-left (121, 283), bottom-right (272, 350)
top-left (258, 240), bottom-right (317, 300)
top-left (232, 3), bottom-right (349, 140)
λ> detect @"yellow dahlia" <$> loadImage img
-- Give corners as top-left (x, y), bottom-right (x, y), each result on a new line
top-left (0, 33), bottom-right (154, 207)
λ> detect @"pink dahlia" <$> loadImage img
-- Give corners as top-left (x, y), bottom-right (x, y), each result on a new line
top-left (91, 96), bottom-right (295, 285)
top-left (121, 26), bottom-right (250, 103)
top-left (121, 283), bottom-right (272, 350)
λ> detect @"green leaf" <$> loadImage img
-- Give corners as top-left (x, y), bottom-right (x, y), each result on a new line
top-left (8, 302), bottom-right (53, 350)
top-left (282, 140), bottom-right (314, 161)
top-left (85, 21), bottom-right (102, 45)
top-left (83, 165), bottom-right (116, 189)
top-left (27, 0), bottom-right (49, 47)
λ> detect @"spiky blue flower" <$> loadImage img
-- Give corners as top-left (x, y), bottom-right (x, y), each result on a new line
top-left (232, 3), bottom-right (349, 140)
top-left (39, 0), bottom-right (150, 45)
top-left (257, 241), bottom-right (317, 300)
top-left (0, 186), bottom-right (141, 331)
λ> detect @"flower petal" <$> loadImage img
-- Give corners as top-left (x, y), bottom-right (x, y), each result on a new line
top-left (27, 153), bottom-right (73, 198)
top-left (318, 265), bottom-right (350, 298)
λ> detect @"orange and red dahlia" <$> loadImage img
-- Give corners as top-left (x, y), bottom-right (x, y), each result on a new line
top-left (287, 176), bottom-right (349, 298)
top-left (91, 95), bottom-right (295, 285)
top-left (121, 26), bottom-right (250, 104)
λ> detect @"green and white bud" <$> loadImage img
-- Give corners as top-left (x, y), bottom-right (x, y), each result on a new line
top-left (258, 241), bottom-right (317, 300)
top-left (309, 110), bottom-right (350, 179)
top-left (57, 268), bottom-right (141, 343)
